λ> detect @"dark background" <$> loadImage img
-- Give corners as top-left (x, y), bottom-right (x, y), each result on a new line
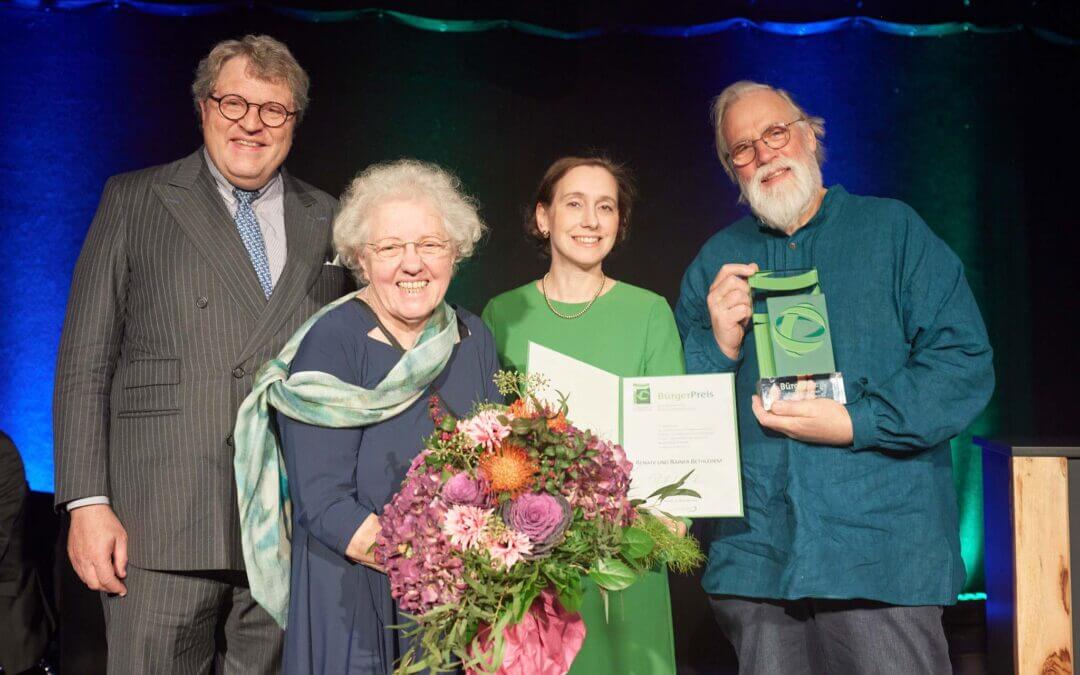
top-left (1, 1), bottom-right (1076, 672)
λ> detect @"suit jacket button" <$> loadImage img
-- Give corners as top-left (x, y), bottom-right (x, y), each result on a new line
top-left (226, 434), bottom-right (234, 447)
top-left (232, 366), bottom-right (245, 378)
top-left (195, 296), bottom-right (208, 308)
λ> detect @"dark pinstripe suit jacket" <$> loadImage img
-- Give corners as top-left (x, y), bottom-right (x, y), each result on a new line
top-left (53, 149), bottom-right (354, 571)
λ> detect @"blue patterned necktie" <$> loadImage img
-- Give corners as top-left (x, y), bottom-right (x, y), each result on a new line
top-left (233, 188), bottom-right (274, 299)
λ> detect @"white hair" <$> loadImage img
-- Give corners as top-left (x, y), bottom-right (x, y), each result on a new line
top-left (741, 151), bottom-right (824, 233)
top-left (710, 81), bottom-right (826, 182)
top-left (333, 159), bottom-right (487, 283)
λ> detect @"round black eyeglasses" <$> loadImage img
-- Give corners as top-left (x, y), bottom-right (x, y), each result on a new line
top-left (208, 93), bottom-right (296, 128)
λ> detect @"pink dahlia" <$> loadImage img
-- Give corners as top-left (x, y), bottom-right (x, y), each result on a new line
top-left (443, 505), bottom-right (492, 551)
top-left (486, 529), bottom-right (533, 569)
top-left (457, 410), bottom-right (511, 451)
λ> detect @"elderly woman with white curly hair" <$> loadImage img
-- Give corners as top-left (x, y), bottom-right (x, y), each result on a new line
top-left (272, 159), bottom-right (502, 674)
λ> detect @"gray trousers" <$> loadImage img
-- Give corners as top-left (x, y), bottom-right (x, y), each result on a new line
top-left (101, 566), bottom-right (282, 675)
top-left (709, 595), bottom-right (952, 675)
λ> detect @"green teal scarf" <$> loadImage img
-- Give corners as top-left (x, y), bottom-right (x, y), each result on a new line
top-left (233, 293), bottom-right (459, 627)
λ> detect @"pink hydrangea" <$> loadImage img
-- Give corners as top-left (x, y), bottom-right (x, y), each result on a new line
top-left (457, 409), bottom-right (511, 451)
top-left (443, 505), bottom-right (492, 551)
top-left (375, 468), bottom-right (467, 614)
top-left (559, 431), bottom-right (635, 526)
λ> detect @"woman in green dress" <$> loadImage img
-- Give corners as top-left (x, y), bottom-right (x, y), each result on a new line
top-left (482, 156), bottom-right (684, 675)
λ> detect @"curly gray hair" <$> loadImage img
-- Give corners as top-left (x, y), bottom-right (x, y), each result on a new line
top-left (333, 160), bottom-right (487, 283)
top-left (191, 35), bottom-right (310, 122)
top-left (710, 81), bottom-right (826, 182)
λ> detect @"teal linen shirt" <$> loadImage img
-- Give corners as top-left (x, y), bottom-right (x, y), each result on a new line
top-left (675, 186), bottom-right (994, 606)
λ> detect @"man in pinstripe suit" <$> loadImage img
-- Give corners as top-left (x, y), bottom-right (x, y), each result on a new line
top-left (53, 35), bottom-right (353, 673)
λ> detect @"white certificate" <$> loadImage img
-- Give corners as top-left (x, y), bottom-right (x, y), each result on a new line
top-left (527, 342), bottom-right (743, 517)
top-left (527, 343), bottom-right (620, 442)
top-left (621, 374), bottom-right (743, 517)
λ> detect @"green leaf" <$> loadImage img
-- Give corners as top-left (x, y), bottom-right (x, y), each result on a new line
top-left (510, 418), bottom-right (536, 434)
top-left (646, 470), bottom-right (695, 500)
top-left (588, 558), bottom-right (638, 591)
top-left (620, 526), bottom-right (655, 560)
top-left (555, 392), bottom-right (569, 416)
top-left (557, 583), bottom-right (584, 614)
top-left (512, 588), bottom-right (541, 624)
top-left (667, 488), bottom-right (702, 499)
top-left (507, 588), bottom-right (528, 624)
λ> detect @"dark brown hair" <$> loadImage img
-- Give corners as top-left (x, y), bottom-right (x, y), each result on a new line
top-left (525, 156), bottom-right (636, 257)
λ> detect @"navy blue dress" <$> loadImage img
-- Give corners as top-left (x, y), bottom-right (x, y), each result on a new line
top-left (277, 299), bottom-right (502, 674)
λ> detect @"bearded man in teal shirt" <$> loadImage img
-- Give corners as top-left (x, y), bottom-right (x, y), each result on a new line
top-left (675, 81), bottom-right (994, 674)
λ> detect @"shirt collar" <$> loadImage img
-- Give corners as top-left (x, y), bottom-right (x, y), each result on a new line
top-left (800, 184), bottom-right (846, 232)
top-left (202, 147), bottom-right (282, 203)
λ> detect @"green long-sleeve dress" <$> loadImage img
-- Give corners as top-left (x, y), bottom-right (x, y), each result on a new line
top-left (482, 280), bottom-right (685, 675)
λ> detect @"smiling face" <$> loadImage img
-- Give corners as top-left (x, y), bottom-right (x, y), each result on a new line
top-left (358, 199), bottom-right (455, 337)
top-left (722, 89), bottom-right (823, 232)
top-left (199, 56), bottom-right (295, 190)
top-left (536, 165), bottom-right (620, 272)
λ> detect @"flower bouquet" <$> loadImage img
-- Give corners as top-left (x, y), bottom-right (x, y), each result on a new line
top-left (374, 372), bottom-right (704, 674)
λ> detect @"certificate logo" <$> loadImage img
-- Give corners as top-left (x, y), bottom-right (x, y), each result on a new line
top-left (633, 384), bottom-right (651, 405)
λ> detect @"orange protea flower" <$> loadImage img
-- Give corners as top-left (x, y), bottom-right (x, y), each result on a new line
top-left (479, 443), bottom-right (539, 495)
top-left (508, 399), bottom-right (535, 419)
top-left (546, 412), bottom-right (568, 433)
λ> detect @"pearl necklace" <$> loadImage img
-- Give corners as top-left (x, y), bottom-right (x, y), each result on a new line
top-left (541, 273), bottom-right (606, 320)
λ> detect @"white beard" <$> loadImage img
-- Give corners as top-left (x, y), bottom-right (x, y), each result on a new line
top-left (739, 152), bottom-right (823, 233)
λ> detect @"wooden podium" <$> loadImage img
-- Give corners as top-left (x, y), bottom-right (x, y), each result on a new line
top-left (978, 438), bottom-right (1079, 675)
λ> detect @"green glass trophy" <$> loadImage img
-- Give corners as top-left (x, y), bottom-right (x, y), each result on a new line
top-left (748, 268), bottom-right (846, 411)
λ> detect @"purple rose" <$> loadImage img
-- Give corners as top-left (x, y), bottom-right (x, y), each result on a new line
top-left (442, 471), bottom-right (489, 507)
top-left (502, 493), bottom-right (572, 555)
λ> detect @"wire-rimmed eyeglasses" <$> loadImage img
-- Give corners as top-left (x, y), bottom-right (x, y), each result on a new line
top-left (728, 117), bottom-right (806, 168)
top-left (365, 238), bottom-right (453, 262)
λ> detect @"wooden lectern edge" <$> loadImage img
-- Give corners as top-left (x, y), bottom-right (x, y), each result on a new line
top-left (974, 436), bottom-right (1080, 458)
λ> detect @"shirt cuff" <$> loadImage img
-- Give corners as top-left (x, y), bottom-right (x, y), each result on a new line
top-left (846, 397), bottom-right (879, 451)
top-left (67, 495), bottom-right (111, 511)
top-left (686, 325), bottom-right (742, 373)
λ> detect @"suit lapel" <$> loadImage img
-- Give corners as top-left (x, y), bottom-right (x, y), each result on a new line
top-left (235, 169), bottom-right (329, 365)
top-left (153, 151), bottom-right (266, 320)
